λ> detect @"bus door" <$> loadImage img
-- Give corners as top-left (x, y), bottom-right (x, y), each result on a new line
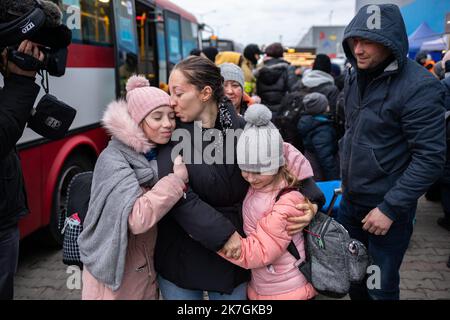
top-left (135, 1), bottom-right (159, 87)
top-left (111, 0), bottom-right (139, 97)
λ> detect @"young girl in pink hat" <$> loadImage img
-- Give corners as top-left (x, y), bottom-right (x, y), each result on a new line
top-left (78, 75), bottom-right (188, 300)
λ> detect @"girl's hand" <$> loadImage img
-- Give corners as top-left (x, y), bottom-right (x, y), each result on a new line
top-left (286, 199), bottom-right (318, 236)
top-left (173, 155), bottom-right (188, 183)
top-left (220, 231), bottom-right (242, 259)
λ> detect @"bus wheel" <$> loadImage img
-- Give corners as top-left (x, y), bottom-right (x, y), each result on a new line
top-left (46, 154), bottom-right (94, 247)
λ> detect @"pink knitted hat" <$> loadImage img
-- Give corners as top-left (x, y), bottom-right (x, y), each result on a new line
top-left (126, 75), bottom-right (172, 124)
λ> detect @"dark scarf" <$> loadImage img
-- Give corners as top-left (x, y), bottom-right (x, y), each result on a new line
top-left (201, 98), bottom-right (234, 159)
top-left (357, 54), bottom-right (395, 97)
top-left (202, 98), bottom-right (234, 137)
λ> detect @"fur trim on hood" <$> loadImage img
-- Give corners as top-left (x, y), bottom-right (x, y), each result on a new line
top-left (102, 100), bottom-right (154, 154)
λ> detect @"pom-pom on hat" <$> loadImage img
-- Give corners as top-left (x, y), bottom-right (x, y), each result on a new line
top-left (237, 104), bottom-right (285, 174)
top-left (126, 75), bottom-right (172, 124)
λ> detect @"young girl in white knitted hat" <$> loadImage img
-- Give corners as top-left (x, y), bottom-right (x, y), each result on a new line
top-left (219, 104), bottom-right (317, 300)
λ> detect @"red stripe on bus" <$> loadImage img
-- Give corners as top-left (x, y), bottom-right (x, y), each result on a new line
top-left (67, 43), bottom-right (115, 68)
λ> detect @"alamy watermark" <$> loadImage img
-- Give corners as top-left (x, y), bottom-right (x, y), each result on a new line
top-left (366, 5), bottom-right (381, 30)
top-left (65, 6), bottom-right (81, 31)
top-left (169, 122), bottom-right (283, 171)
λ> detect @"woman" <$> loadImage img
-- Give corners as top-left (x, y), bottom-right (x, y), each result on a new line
top-left (219, 62), bottom-right (254, 115)
top-left (78, 76), bottom-right (188, 300)
top-left (154, 56), bottom-right (324, 300)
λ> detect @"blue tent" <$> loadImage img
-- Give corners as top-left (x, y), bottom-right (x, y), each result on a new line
top-left (408, 22), bottom-right (441, 58)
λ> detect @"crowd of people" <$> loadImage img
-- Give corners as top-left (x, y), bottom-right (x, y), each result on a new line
top-left (1, 2), bottom-right (449, 301)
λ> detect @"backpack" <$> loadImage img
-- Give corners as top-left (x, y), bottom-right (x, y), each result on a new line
top-left (61, 171), bottom-right (93, 268)
top-left (273, 90), bottom-right (308, 151)
top-left (275, 187), bottom-right (370, 298)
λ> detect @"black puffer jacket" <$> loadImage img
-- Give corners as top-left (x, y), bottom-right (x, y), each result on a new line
top-left (256, 58), bottom-right (297, 112)
top-left (0, 74), bottom-right (40, 231)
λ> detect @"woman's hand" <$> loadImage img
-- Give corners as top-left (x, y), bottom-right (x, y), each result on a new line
top-left (173, 155), bottom-right (188, 183)
top-left (220, 231), bottom-right (242, 259)
top-left (286, 199), bottom-right (318, 236)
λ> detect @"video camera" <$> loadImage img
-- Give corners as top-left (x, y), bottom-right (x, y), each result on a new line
top-left (0, 0), bottom-right (75, 140)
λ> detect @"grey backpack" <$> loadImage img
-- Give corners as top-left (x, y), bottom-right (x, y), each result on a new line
top-left (276, 187), bottom-right (370, 298)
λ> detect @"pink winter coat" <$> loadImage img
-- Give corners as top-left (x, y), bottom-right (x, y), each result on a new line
top-left (220, 143), bottom-right (317, 300)
top-left (81, 100), bottom-right (186, 300)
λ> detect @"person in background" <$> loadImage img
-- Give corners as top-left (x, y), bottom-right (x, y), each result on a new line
top-left (216, 52), bottom-right (261, 106)
top-left (243, 44), bottom-right (263, 95)
top-left (215, 51), bottom-right (254, 88)
top-left (433, 60), bottom-right (445, 80)
top-left (255, 42), bottom-right (297, 114)
top-left (297, 93), bottom-right (339, 181)
top-left (189, 48), bottom-right (202, 57)
top-left (219, 63), bottom-right (255, 115)
top-left (202, 47), bottom-right (219, 63)
top-left (299, 54), bottom-right (340, 112)
top-left (415, 50), bottom-right (436, 74)
top-left (331, 63), bottom-right (345, 91)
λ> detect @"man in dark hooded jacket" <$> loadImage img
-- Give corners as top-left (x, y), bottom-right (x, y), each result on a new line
top-left (338, 4), bottom-right (446, 300)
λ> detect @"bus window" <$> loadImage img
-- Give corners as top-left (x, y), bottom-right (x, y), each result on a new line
top-left (135, 2), bottom-right (158, 87)
top-left (165, 11), bottom-right (182, 73)
top-left (156, 10), bottom-right (167, 86)
top-left (112, 0), bottom-right (138, 97)
top-left (58, 0), bottom-right (113, 46)
top-left (181, 18), bottom-right (198, 58)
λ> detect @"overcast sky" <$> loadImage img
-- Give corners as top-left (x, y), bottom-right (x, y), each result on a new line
top-left (170, 0), bottom-right (356, 47)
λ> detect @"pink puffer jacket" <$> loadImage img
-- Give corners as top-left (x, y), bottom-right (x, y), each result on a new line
top-left (221, 143), bottom-right (317, 299)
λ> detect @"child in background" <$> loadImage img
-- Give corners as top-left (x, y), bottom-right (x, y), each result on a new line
top-left (297, 92), bottom-right (340, 181)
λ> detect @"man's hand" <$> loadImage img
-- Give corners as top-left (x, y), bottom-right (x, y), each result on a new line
top-left (1, 40), bottom-right (45, 78)
top-left (286, 199), bottom-right (318, 236)
top-left (362, 207), bottom-right (393, 236)
top-left (220, 231), bottom-right (242, 259)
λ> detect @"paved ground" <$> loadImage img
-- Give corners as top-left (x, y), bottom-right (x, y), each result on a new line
top-left (13, 196), bottom-right (450, 300)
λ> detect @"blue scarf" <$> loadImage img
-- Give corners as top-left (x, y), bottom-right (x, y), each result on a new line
top-left (144, 148), bottom-right (158, 161)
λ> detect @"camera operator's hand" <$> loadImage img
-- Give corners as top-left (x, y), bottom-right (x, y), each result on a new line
top-left (1, 40), bottom-right (45, 78)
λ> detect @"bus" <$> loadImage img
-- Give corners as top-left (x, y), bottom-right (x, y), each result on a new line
top-left (16, 0), bottom-right (201, 245)
top-left (202, 36), bottom-right (243, 53)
